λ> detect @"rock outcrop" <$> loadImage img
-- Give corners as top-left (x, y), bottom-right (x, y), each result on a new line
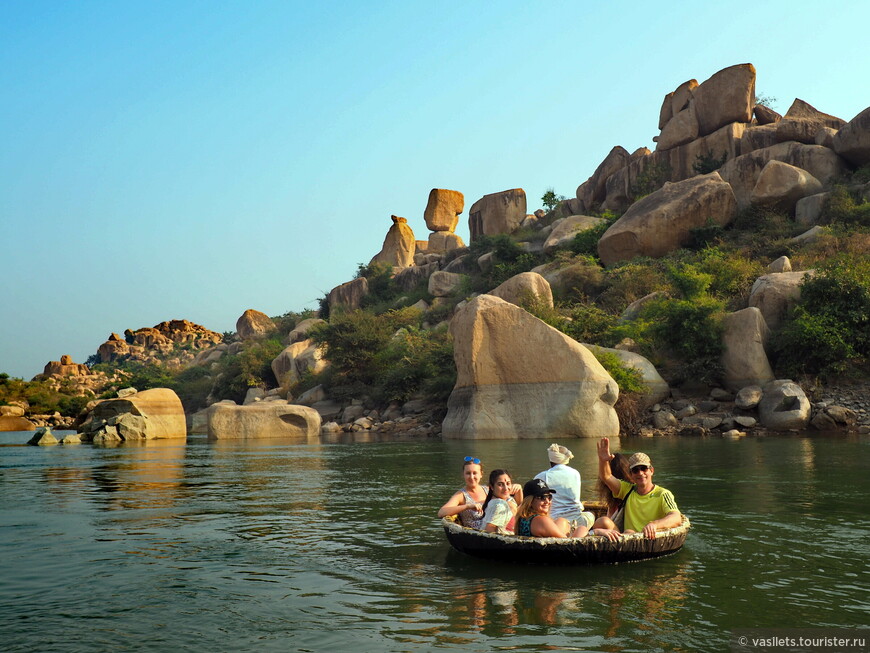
top-left (758, 380), bottom-right (811, 431)
top-left (721, 308), bottom-right (775, 391)
top-left (442, 295), bottom-right (619, 439)
top-left (488, 272), bottom-right (553, 310)
top-left (327, 277), bottom-right (369, 314)
top-left (424, 189), bottom-right (464, 232)
top-left (79, 388), bottom-right (187, 441)
top-left (468, 189), bottom-right (526, 241)
top-left (43, 355), bottom-right (90, 377)
top-left (236, 309), bottom-right (276, 340)
top-left (369, 215), bottom-right (416, 269)
top-left (832, 105), bottom-right (870, 166)
top-left (207, 402), bottom-right (321, 440)
top-left (748, 271), bottom-right (812, 331)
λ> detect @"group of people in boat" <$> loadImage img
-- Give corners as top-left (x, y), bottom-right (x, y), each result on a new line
top-left (437, 437), bottom-right (682, 541)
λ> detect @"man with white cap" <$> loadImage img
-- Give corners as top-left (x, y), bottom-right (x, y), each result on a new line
top-left (593, 437), bottom-right (681, 539)
top-left (534, 443), bottom-right (595, 536)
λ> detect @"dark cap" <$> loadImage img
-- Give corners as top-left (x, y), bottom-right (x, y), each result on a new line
top-left (523, 478), bottom-right (557, 498)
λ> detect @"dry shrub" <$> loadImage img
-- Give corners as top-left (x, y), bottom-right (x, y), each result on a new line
top-left (791, 231), bottom-right (870, 270)
top-left (614, 392), bottom-right (646, 436)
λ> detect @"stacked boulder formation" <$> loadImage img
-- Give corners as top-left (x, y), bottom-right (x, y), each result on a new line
top-left (423, 189), bottom-right (465, 252)
top-left (97, 320), bottom-right (222, 365)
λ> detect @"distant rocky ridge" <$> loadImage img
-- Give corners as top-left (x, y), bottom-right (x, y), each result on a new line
top-left (96, 319), bottom-right (222, 366)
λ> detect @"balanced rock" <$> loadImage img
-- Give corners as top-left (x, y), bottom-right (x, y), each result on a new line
top-left (370, 215), bottom-right (416, 269)
top-left (758, 380), bottom-right (811, 431)
top-left (489, 272), bottom-right (553, 310)
top-left (236, 309), bottom-right (276, 340)
top-left (721, 308), bottom-right (775, 391)
top-left (597, 172), bottom-right (737, 266)
top-left (542, 215), bottom-right (606, 253)
top-left (327, 277), bottom-right (369, 314)
top-left (832, 105), bottom-right (870, 166)
top-left (424, 189), bottom-right (464, 232)
top-left (469, 189), bottom-right (527, 241)
top-left (750, 160), bottom-right (822, 213)
top-left (207, 402), bottom-right (321, 440)
top-left (657, 103), bottom-right (699, 151)
top-left (442, 294), bottom-right (619, 439)
top-left (692, 63), bottom-right (756, 136)
top-left (748, 271), bottom-right (812, 331)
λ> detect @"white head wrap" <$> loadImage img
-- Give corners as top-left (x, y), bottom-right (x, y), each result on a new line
top-left (547, 443), bottom-right (573, 465)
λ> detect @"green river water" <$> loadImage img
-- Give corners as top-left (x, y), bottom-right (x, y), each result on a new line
top-left (1, 430), bottom-right (867, 652)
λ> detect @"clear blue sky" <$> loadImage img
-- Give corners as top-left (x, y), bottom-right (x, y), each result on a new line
top-left (3, 0), bottom-right (869, 379)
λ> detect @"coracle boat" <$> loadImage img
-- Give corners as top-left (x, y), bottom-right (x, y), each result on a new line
top-left (442, 501), bottom-right (690, 565)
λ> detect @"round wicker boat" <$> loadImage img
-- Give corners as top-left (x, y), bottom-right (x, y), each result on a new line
top-left (442, 501), bottom-right (690, 565)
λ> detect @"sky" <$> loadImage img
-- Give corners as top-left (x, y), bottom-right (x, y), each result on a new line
top-left (3, 0), bottom-right (869, 379)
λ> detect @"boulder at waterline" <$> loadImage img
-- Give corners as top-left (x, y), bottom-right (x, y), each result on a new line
top-left (79, 388), bottom-right (187, 440)
top-left (758, 380), bottom-right (811, 431)
top-left (27, 427), bottom-right (58, 446)
top-left (0, 415), bottom-right (34, 432)
top-left (442, 294), bottom-right (619, 439)
top-left (582, 344), bottom-right (669, 407)
top-left (721, 307), bottom-right (775, 391)
top-left (207, 403), bottom-right (321, 440)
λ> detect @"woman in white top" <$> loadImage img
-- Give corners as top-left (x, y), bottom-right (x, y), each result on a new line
top-left (480, 469), bottom-right (523, 533)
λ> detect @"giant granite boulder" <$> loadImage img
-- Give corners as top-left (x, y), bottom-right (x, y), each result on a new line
top-left (576, 146), bottom-right (630, 212)
top-left (0, 415), bottom-right (35, 432)
top-left (832, 105), bottom-right (870, 166)
top-left (327, 277), bottom-right (369, 314)
top-left (597, 172), bottom-right (737, 266)
top-left (748, 271), bottom-right (812, 331)
top-left (774, 99), bottom-right (845, 145)
top-left (424, 189), bottom-right (464, 232)
top-left (542, 215), bottom-right (606, 253)
top-left (369, 215), bottom-right (416, 269)
top-left (758, 380), bottom-right (811, 431)
top-left (469, 189), bottom-right (527, 241)
top-left (207, 402), bottom-right (321, 440)
top-left (692, 63), bottom-right (755, 136)
top-left (442, 295), bottom-right (619, 439)
top-left (79, 388), bottom-right (187, 440)
top-left (236, 309), bottom-right (276, 340)
top-left (721, 307), bottom-right (775, 391)
top-left (43, 355), bottom-right (90, 377)
top-left (749, 160), bottom-right (823, 213)
top-left (488, 271), bottom-right (553, 310)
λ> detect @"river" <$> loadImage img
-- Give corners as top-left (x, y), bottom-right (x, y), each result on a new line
top-left (1, 430), bottom-right (867, 652)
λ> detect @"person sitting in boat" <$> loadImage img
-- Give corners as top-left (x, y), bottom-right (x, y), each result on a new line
top-left (514, 479), bottom-right (590, 538)
top-left (438, 456), bottom-right (488, 529)
top-left (479, 469), bottom-right (522, 534)
top-left (592, 438), bottom-right (682, 539)
top-left (533, 443), bottom-right (596, 535)
top-left (596, 452), bottom-right (631, 528)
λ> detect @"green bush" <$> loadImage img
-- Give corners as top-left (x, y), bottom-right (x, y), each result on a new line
top-left (569, 213), bottom-right (618, 259)
top-left (588, 348), bottom-right (647, 394)
top-left (692, 150), bottom-right (728, 175)
top-left (822, 185), bottom-right (870, 227)
top-left (630, 161), bottom-right (671, 201)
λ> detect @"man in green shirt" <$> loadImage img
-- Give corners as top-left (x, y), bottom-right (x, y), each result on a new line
top-left (593, 437), bottom-right (682, 539)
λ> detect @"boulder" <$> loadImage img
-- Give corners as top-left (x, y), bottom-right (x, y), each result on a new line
top-left (42, 356), bottom-right (90, 377)
top-left (721, 307), bottom-right (775, 391)
top-left (832, 106), bottom-right (870, 166)
top-left (272, 340), bottom-right (312, 388)
top-left (718, 142), bottom-right (849, 211)
top-left (327, 277), bottom-right (369, 314)
top-left (735, 385), bottom-right (763, 410)
top-left (236, 309), bottom-right (276, 340)
top-left (288, 318), bottom-right (325, 344)
top-left (424, 188), bottom-right (464, 232)
top-left (754, 104), bottom-right (781, 125)
top-left (815, 126), bottom-right (837, 148)
top-left (749, 160), bottom-right (822, 213)
top-left (597, 172), bottom-right (737, 266)
top-left (469, 189), bottom-right (527, 241)
top-left (740, 124), bottom-right (779, 154)
top-left (427, 231), bottom-right (465, 253)
top-left (583, 345), bottom-right (669, 406)
top-left (758, 380), bottom-right (811, 431)
top-left (795, 192), bottom-right (830, 226)
top-left (692, 63), bottom-right (756, 136)
top-left (370, 215), bottom-right (416, 269)
top-left (207, 402), bottom-right (321, 440)
top-left (244, 388), bottom-right (265, 405)
top-left (658, 91), bottom-right (675, 130)
top-left (394, 261), bottom-right (440, 292)
top-left (748, 271), bottom-right (812, 331)
top-left (489, 272), bottom-right (553, 310)
top-left (652, 410), bottom-right (678, 429)
top-left (767, 256), bottom-right (792, 273)
top-left (428, 271), bottom-right (465, 297)
top-left (788, 225), bottom-right (829, 246)
top-left (98, 333), bottom-right (130, 363)
top-left (60, 433), bottom-right (82, 445)
top-left (775, 99), bottom-right (845, 145)
top-left (188, 408), bottom-right (209, 434)
top-left (657, 103), bottom-right (699, 151)
top-left (442, 295), bottom-right (619, 439)
top-left (0, 405), bottom-right (25, 417)
top-left (442, 254), bottom-right (475, 274)
top-left (310, 400), bottom-right (342, 421)
top-left (294, 384), bottom-right (326, 407)
top-left (541, 215), bottom-right (606, 253)
top-left (81, 388), bottom-right (186, 439)
top-left (576, 146), bottom-right (630, 211)
top-left (620, 291), bottom-right (666, 323)
top-left (27, 427), bottom-right (58, 446)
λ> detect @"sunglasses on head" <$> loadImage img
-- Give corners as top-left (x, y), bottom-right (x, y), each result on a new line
top-left (632, 465), bottom-right (649, 473)
top-left (464, 456), bottom-right (481, 464)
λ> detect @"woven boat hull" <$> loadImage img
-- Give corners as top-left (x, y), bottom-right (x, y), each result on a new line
top-left (442, 514), bottom-right (690, 565)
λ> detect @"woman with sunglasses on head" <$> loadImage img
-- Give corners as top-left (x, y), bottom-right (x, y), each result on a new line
top-left (479, 469), bottom-right (523, 534)
top-left (437, 456), bottom-right (488, 529)
top-left (514, 479), bottom-right (590, 538)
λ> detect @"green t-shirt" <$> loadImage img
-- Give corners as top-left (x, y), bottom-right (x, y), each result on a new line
top-left (616, 480), bottom-right (679, 533)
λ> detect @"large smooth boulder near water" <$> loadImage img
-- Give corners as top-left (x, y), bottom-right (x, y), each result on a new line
top-left (583, 344), bottom-right (669, 407)
top-left (775, 99), bottom-right (845, 145)
top-left (288, 318), bottom-right (325, 344)
top-left (236, 309), bottom-right (276, 340)
top-left (542, 215), bottom-right (606, 253)
top-left (82, 388), bottom-right (187, 440)
top-left (207, 402), bottom-right (321, 440)
top-left (832, 106), bottom-right (870, 166)
top-left (692, 63), bottom-right (755, 136)
top-left (442, 295), bottom-right (619, 439)
top-left (488, 271), bottom-right (553, 309)
top-left (718, 142), bottom-right (848, 210)
top-left (749, 160), bottom-right (823, 213)
top-left (748, 271), bottom-right (812, 331)
top-left (721, 308), bottom-right (775, 391)
top-left (758, 380), bottom-right (811, 431)
top-left (328, 277), bottom-right (369, 314)
top-left (575, 146), bottom-right (630, 211)
top-left (0, 415), bottom-right (35, 431)
top-left (597, 172), bottom-right (737, 266)
top-left (469, 189), bottom-right (527, 241)
top-left (370, 215), bottom-right (416, 269)
top-left (424, 188), bottom-right (464, 232)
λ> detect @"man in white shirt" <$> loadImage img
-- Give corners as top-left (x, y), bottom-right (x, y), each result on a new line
top-left (534, 443), bottom-right (595, 533)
